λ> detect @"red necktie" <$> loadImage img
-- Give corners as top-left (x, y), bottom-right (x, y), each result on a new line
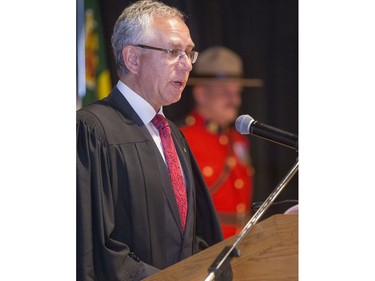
top-left (152, 114), bottom-right (188, 230)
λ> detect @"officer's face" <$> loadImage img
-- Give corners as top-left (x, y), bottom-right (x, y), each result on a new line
top-left (197, 81), bottom-right (242, 127)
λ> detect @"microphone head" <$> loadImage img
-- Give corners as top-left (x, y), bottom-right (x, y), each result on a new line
top-left (235, 115), bottom-right (254, 134)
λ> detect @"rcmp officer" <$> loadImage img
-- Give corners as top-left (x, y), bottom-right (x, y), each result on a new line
top-left (180, 46), bottom-right (263, 238)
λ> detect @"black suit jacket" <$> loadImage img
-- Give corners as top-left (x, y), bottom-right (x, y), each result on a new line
top-left (76, 87), bottom-right (223, 280)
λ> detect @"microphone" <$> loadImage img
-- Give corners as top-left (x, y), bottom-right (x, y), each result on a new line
top-left (235, 115), bottom-right (298, 151)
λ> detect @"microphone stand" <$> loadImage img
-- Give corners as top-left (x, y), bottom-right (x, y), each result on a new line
top-left (204, 158), bottom-right (299, 281)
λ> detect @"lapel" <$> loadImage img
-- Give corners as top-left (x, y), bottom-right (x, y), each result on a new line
top-left (104, 87), bottom-right (145, 127)
top-left (104, 88), bottom-right (189, 236)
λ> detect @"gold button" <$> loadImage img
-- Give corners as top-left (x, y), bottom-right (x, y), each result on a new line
top-left (219, 135), bottom-right (229, 145)
top-left (207, 122), bottom-right (219, 133)
top-left (202, 166), bottom-right (214, 177)
top-left (236, 203), bottom-right (246, 213)
top-left (226, 156), bottom-right (236, 168)
top-left (234, 179), bottom-right (244, 189)
top-left (185, 115), bottom-right (196, 126)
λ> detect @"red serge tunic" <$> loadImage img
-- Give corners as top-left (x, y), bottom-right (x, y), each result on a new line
top-left (180, 111), bottom-right (254, 238)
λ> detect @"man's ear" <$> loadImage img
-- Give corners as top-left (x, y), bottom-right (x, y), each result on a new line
top-left (122, 45), bottom-right (140, 74)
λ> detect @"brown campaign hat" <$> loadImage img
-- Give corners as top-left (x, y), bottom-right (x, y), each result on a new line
top-left (187, 46), bottom-right (263, 87)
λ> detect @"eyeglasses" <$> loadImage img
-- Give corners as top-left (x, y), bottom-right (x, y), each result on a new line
top-left (135, 44), bottom-right (199, 64)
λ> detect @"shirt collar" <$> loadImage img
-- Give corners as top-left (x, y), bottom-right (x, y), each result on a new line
top-left (116, 80), bottom-right (164, 124)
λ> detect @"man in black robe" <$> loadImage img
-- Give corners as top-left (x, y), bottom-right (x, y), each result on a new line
top-left (76, 1), bottom-right (223, 280)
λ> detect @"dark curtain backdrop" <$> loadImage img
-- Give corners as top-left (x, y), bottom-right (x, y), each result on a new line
top-left (98, 0), bottom-right (298, 219)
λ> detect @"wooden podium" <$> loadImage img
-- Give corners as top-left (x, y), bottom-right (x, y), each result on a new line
top-left (144, 214), bottom-right (298, 281)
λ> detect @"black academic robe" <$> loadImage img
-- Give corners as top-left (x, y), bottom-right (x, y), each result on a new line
top-left (76, 87), bottom-right (223, 280)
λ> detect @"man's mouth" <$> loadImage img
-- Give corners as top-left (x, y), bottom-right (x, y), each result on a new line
top-left (172, 80), bottom-right (184, 87)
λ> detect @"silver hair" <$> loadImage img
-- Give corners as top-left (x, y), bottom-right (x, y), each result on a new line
top-left (111, 0), bottom-right (186, 76)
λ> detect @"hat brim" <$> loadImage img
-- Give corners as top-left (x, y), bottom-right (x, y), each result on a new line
top-left (186, 77), bottom-right (264, 87)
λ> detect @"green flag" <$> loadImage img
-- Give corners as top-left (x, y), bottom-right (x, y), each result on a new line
top-left (83, 0), bottom-right (111, 106)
